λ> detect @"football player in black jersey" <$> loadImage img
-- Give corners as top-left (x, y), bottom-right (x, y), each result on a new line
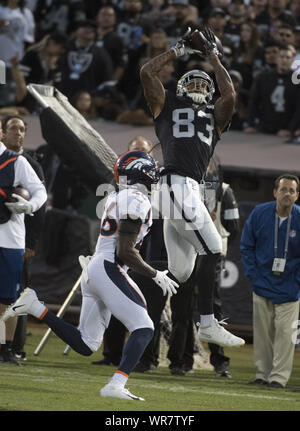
top-left (140, 28), bottom-right (245, 347)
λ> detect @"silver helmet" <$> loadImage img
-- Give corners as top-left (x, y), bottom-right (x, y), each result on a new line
top-left (176, 69), bottom-right (215, 105)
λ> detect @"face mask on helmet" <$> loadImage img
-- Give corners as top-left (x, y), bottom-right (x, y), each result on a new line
top-left (177, 70), bottom-right (215, 105)
top-left (114, 150), bottom-right (160, 192)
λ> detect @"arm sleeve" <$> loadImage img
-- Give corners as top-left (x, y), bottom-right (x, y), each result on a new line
top-left (14, 155), bottom-right (47, 212)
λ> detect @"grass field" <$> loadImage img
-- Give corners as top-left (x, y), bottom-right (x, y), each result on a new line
top-left (1, 322), bottom-right (300, 412)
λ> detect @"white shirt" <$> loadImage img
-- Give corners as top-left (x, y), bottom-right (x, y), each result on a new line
top-left (0, 142), bottom-right (47, 249)
top-left (0, 6), bottom-right (27, 65)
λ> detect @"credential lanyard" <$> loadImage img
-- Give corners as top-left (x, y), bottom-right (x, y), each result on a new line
top-left (274, 213), bottom-right (292, 259)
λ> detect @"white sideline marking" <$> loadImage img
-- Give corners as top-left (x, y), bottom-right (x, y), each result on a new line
top-left (141, 384), bottom-right (294, 401)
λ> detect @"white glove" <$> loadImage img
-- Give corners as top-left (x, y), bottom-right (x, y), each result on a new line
top-left (153, 270), bottom-right (179, 296)
top-left (5, 194), bottom-right (33, 214)
top-left (79, 255), bottom-right (92, 283)
top-left (171, 27), bottom-right (195, 57)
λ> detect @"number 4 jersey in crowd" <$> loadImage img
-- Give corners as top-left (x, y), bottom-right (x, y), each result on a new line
top-left (154, 90), bottom-right (219, 183)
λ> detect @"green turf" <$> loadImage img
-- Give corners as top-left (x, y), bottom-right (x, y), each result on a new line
top-left (1, 322), bottom-right (299, 411)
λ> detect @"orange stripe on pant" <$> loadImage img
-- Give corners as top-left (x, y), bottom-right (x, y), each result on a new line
top-left (116, 370), bottom-right (129, 378)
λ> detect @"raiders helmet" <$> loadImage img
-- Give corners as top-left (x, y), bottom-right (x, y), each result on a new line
top-left (177, 69), bottom-right (215, 105)
top-left (114, 151), bottom-right (160, 190)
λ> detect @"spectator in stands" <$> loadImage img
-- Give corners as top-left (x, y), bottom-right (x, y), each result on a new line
top-left (231, 21), bottom-right (263, 90)
top-left (93, 85), bottom-right (126, 121)
top-left (140, 0), bottom-right (174, 31)
top-left (260, 38), bottom-right (281, 73)
top-left (115, 0), bottom-right (154, 103)
top-left (231, 21), bottom-right (264, 90)
top-left (290, 0), bottom-right (300, 26)
top-left (145, 27), bottom-right (170, 59)
top-left (116, 0), bottom-right (153, 51)
top-left (244, 46), bottom-right (300, 139)
top-left (266, 0), bottom-right (296, 28)
top-left (0, 116), bottom-right (47, 364)
top-left (248, 0), bottom-right (269, 36)
top-left (34, 0), bottom-right (86, 41)
top-left (58, 20), bottom-right (114, 99)
top-left (71, 90), bottom-right (97, 120)
top-left (12, 0), bottom-right (35, 48)
top-left (224, 0), bottom-right (248, 49)
top-left (206, 8), bottom-right (233, 49)
top-left (11, 32), bottom-right (68, 113)
top-left (95, 6), bottom-right (127, 84)
top-left (228, 70), bottom-right (249, 131)
top-left (116, 58), bottom-right (176, 126)
top-left (241, 174), bottom-right (300, 388)
top-left (163, 0), bottom-right (198, 77)
top-left (292, 26), bottom-right (300, 71)
top-left (0, 0), bottom-right (28, 107)
top-left (274, 23), bottom-right (296, 48)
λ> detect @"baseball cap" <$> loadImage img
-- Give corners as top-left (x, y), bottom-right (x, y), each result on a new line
top-left (209, 8), bottom-right (226, 17)
top-left (169, 0), bottom-right (189, 6)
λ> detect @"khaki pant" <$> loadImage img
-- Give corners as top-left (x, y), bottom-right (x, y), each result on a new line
top-left (253, 292), bottom-right (300, 387)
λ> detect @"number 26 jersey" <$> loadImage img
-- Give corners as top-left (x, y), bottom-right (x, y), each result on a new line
top-left (154, 90), bottom-right (219, 183)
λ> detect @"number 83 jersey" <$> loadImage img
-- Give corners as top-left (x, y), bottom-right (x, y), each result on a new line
top-left (95, 188), bottom-right (152, 266)
top-left (154, 90), bottom-right (220, 183)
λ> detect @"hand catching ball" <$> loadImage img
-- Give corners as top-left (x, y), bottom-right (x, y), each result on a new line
top-left (190, 29), bottom-right (224, 59)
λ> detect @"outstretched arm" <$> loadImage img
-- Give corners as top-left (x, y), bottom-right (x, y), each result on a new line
top-left (198, 28), bottom-right (235, 135)
top-left (140, 28), bottom-right (195, 119)
top-left (140, 50), bottom-right (175, 119)
top-left (210, 54), bottom-right (236, 136)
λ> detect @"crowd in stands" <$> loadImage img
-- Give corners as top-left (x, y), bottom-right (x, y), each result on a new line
top-left (0, 0), bottom-right (300, 140)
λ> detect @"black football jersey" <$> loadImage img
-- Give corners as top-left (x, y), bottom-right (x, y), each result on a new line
top-left (154, 90), bottom-right (219, 183)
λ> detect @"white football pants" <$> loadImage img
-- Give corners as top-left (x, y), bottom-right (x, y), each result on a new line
top-left (154, 174), bottom-right (222, 283)
top-left (78, 254), bottom-right (154, 352)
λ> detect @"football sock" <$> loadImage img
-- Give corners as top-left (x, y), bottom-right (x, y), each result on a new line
top-left (42, 310), bottom-right (93, 356)
top-left (117, 327), bottom-right (153, 376)
top-left (110, 371), bottom-right (128, 387)
top-left (200, 314), bottom-right (214, 327)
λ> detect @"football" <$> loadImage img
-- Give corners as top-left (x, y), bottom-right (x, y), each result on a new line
top-left (6, 186), bottom-right (31, 202)
top-left (190, 30), bottom-right (224, 59)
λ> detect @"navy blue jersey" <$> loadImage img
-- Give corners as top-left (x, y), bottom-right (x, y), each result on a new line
top-left (154, 90), bottom-right (219, 183)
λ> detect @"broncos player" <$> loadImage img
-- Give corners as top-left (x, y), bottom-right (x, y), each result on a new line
top-left (140, 28), bottom-right (245, 347)
top-left (1, 151), bottom-right (178, 401)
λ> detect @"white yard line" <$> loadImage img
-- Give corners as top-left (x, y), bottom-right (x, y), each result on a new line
top-left (141, 384), bottom-right (294, 402)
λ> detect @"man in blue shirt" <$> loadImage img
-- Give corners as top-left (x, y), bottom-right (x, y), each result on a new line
top-left (241, 174), bottom-right (300, 388)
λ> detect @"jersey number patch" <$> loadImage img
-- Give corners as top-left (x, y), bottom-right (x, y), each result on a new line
top-left (100, 216), bottom-right (118, 236)
top-left (172, 108), bottom-right (214, 146)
